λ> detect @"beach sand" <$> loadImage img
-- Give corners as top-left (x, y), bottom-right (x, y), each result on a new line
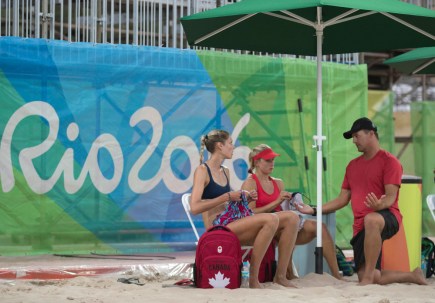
top-left (1, 272), bottom-right (434, 303)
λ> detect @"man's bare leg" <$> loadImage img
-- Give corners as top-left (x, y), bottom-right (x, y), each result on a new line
top-left (378, 268), bottom-right (428, 285)
top-left (359, 213), bottom-right (384, 285)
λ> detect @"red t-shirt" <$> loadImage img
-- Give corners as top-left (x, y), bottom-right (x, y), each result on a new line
top-left (342, 149), bottom-right (403, 236)
top-left (252, 174), bottom-right (282, 212)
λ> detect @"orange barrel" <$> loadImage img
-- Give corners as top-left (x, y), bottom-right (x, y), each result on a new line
top-left (382, 175), bottom-right (422, 271)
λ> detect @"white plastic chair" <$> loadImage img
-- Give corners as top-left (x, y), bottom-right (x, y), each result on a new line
top-left (181, 193), bottom-right (252, 258)
top-left (427, 194), bottom-right (435, 223)
top-left (182, 193), bottom-right (201, 243)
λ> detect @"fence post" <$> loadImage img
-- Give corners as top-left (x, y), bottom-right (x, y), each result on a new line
top-left (97, 0), bottom-right (104, 43)
top-left (13, 0), bottom-right (19, 36)
top-left (133, 0), bottom-right (138, 45)
top-left (41, 0), bottom-right (49, 38)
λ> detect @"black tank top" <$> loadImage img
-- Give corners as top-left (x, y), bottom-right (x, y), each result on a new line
top-left (201, 163), bottom-right (230, 199)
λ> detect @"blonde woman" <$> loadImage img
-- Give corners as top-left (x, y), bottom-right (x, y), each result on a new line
top-left (241, 144), bottom-right (342, 280)
top-left (190, 130), bottom-right (300, 288)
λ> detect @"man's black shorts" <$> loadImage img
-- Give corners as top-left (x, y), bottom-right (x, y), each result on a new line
top-left (350, 209), bottom-right (399, 272)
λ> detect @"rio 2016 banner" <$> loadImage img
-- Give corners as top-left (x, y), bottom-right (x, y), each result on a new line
top-left (0, 37), bottom-right (367, 255)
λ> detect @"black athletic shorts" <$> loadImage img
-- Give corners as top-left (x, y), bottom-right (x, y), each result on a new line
top-left (350, 209), bottom-right (399, 272)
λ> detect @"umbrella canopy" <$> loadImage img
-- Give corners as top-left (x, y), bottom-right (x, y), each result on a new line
top-left (384, 47), bottom-right (435, 75)
top-left (181, 0), bottom-right (435, 56)
top-left (181, 0), bottom-right (435, 274)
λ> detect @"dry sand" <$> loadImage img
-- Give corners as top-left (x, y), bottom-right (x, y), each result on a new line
top-left (1, 273), bottom-right (434, 303)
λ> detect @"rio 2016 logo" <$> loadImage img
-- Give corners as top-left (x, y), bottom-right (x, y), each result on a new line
top-left (0, 101), bottom-right (251, 195)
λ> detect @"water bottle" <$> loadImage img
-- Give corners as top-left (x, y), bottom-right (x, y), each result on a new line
top-left (421, 255), bottom-right (427, 277)
top-left (241, 261), bottom-right (250, 288)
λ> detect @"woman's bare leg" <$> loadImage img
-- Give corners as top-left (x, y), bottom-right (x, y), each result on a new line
top-left (292, 220), bottom-right (342, 279)
top-left (285, 219), bottom-right (316, 279)
top-left (273, 211), bottom-right (300, 287)
top-left (228, 213), bottom-right (279, 288)
top-left (320, 223), bottom-right (342, 279)
top-left (286, 250), bottom-right (299, 280)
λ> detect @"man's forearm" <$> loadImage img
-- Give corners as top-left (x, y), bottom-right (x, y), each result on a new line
top-left (322, 199), bottom-right (342, 214)
top-left (377, 195), bottom-right (396, 210)
top-left (322, 191), bottom-right (351, 214)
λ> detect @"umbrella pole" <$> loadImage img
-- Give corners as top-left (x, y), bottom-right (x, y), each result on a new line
top-left (297, 98), bottom-right (311, 196)
top-left (315, 7), bottom-right (325, 275)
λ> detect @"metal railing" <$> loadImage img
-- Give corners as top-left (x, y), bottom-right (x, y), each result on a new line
top-left (406, 0), bottom-right (434, 8)
top-left (0, 0), bottom-right (228, 47)
top-left (1, 0), bottom-right (433, 63)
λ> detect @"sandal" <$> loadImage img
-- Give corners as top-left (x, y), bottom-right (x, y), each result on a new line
top-left (117, 277), bottom-right (145, 286)
top-left (174, 278), bottom-right (194, 286)
top-left (162, 278), bottom-right (195, 288)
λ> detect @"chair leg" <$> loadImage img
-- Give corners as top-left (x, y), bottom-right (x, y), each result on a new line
top-left (242, 247), bottom-right (251, 260)
top-left (291, 260), bottom-right (299, 278)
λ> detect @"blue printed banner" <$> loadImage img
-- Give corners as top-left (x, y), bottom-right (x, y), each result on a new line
top-left (0, 37), bottom-right (368, 254)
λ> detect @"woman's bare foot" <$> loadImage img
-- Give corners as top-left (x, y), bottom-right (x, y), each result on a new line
top-left (248, 277), bottom-right (264, 289)
top-left (286, 268), bottom-right (299, 280)
top-left (333, 273), bottom-right (346, 280)
top-left (273, 275), bottom-right (297, 288)
top-left (286, 273), bottom-right (299, 280)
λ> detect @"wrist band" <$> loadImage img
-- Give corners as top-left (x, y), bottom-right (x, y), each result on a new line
top-left (227, 192), bottom-right (231, 201)
top-left (312, 207), bottom-right (317, 216)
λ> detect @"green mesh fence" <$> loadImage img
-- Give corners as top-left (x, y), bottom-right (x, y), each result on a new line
top-left (411, 101), bottom-right (435, 237)
top-left (368, 90), bottom-right (394, 153)
top-left (197, 52), bottom-right (368, 248)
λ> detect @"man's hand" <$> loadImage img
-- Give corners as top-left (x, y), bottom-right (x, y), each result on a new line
top-left (364, 193), bottom-right (386, 210)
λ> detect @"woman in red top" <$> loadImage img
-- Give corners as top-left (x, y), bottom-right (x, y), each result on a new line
top-left (241, 144), bottom-right (341, 280)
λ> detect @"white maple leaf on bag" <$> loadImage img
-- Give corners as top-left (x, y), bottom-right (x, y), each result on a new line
top-left (208, 271), bottom-right (230, 288)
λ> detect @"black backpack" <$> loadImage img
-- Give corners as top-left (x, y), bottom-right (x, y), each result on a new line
top-left (421, 237), bottom-right (435, 278)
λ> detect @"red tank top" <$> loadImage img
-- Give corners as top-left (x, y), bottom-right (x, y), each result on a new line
top-left (252, 174), bottom-right (282, 212)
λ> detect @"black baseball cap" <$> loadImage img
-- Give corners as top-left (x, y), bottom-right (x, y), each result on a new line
top-left (343, 117), bottom-right (377, 139)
